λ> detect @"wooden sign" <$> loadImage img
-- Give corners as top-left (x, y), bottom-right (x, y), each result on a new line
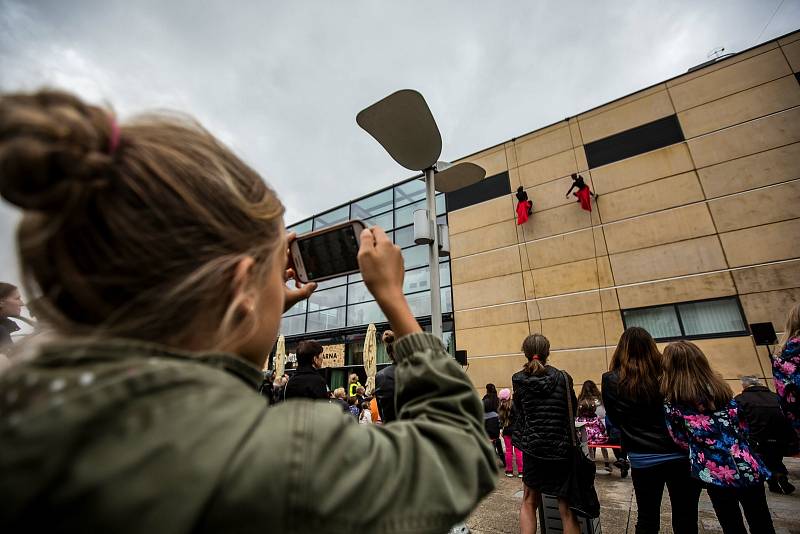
top-left (320, 344), bottom-right (345, 368)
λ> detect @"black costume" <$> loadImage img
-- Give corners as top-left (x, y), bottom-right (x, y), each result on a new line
top-left (515, 187), bottom-right (533, 225)
top-left (566, 173), bottom-right (596, 212)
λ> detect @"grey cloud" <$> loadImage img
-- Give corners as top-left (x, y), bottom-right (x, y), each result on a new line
top-left (1, 0), bottom-right (798, 290)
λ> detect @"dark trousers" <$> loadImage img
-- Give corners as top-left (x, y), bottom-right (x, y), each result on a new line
top-left (756, 444), bottom-right (788, 477)
top-left (631, 458), bottom-right (701, 534)
top-left (706, 484), bottom-right (775, 534)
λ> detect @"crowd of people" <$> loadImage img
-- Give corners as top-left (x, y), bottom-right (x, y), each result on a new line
top-left (0, 88), bottom-right (798, 534)
top-left (503, 304), bottom-right (800, 534)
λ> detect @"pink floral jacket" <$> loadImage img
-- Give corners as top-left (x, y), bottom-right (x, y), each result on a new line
top-left (664, 400), bottom-right (770, 488)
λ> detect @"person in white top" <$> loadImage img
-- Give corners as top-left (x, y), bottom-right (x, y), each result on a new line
top-left (359, 402), bottom-right (373, 424)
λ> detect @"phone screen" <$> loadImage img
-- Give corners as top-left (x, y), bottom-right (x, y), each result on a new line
top-left (297, 225), bottom-right (361, 280)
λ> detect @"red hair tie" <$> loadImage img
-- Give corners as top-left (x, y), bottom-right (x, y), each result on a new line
top-left (532, 355), bottom-right (541, 361)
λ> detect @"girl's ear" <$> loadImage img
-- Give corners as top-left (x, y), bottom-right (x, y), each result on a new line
top-left (231, 256), bottom-right (256, 316)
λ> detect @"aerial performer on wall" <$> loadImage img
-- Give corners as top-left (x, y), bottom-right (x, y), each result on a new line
top-left (565, 173), bottom-right (598, 212)
top-left (515, 186), bottom-right (533, 225)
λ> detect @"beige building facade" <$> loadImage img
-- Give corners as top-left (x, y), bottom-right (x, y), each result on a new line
top-left (450, 30), bottom-right (800, 393)
top-left (281, 30), bottom-right (800, 394)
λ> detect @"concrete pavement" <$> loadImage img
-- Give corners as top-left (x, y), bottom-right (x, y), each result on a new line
top-left (466, 458), bottom-right (800, 533)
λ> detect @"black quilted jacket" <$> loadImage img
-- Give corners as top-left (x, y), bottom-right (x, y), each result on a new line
top-left (511, 366), bottom-right (576, 460)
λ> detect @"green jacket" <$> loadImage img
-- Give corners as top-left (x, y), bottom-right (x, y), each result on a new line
top-left (0, 333), bottom-right (497, 533)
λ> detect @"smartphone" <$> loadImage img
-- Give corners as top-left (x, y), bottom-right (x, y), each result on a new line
top-left (290, 219), bottom-right (367, 283)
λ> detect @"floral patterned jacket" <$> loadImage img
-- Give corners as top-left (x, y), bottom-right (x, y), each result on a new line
top-left (773, 337), bottom-right (800, 440)
top-left (664, 400), bottom-right (769, 488)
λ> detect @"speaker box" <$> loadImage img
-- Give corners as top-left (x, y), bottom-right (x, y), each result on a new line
top-left (750, 322), bottom-right (777, 346)
top-left (455, 350), bottom-right (467, 366)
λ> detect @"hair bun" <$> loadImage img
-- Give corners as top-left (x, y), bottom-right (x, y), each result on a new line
top-left (381, 330), bottom-right (395, 344)
top-left (0, 90), bottom-right (116, 211)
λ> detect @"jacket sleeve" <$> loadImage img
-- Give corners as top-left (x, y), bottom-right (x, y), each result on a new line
top-left (512, 379), bottom-right (525, 444)
top-left (663, 403), bottom-right (689, 450)
top-left (601, 373), bottom-right (620, 427)
top-left (211, 332), bottom-right (497, 534)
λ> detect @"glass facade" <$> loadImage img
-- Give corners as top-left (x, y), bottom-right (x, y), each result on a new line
top-left (282, 176), bottom-right (455, 368)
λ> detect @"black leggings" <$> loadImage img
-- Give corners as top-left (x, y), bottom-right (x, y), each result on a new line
top-left (707, 484), bottom-right (775, 534)
top-left (630, 458), bottom-right (701, 534)
top-left (491, 438), bottom-right (505, 466)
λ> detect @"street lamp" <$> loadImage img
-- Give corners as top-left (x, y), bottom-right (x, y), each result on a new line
top-left (357, 89), bottom-right (486, 338)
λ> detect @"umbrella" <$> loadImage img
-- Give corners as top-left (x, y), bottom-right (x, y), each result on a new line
top-left (274, 335), bottom-right (286, 377)
top-left (363, 324), bottom-right (377, 395)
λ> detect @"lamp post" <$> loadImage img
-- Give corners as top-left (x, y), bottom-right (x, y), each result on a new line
top-left (357, 90), bottom-right (485, 338)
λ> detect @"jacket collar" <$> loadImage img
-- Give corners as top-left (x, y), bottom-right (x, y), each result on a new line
top-left (34, 337), bottom-right (264, 389)
top-left (744, 385), bottom-right (770, 393)
top-left (1, 316), bottom-right (20, 333)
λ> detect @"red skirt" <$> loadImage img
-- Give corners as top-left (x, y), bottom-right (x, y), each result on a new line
top-left (516, 200), bottom-right (530, 225)
top-left (576, 187), bottom-right (592, 212)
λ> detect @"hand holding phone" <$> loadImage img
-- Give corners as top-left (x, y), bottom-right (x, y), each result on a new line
top-left (357, 227), bottom-right (422, 338)
top-left (289, 220), bottom-right (367, 283)
top-left (283, 232), bottom-right (317, 313)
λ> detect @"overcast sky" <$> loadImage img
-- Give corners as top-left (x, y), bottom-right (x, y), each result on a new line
top-left (1, 0), bottom-right (799, 290)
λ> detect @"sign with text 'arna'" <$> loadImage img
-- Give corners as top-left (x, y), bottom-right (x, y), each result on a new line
top-left (320, 344), bottom-right (345, 368)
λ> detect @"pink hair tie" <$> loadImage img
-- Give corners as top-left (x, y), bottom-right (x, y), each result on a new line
top-left (532, 355), bottom-right (541, 361)
top-left (108, 116), bottom-right (121, 155)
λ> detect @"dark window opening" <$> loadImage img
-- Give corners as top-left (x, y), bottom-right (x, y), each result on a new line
top-left (445, 171), bottom-right (511, 212)
top-left (585, 115), bottom-right (685, 169)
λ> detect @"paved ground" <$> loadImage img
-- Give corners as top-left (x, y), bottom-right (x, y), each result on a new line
top-left (466, 458), bottom-right (800, 533)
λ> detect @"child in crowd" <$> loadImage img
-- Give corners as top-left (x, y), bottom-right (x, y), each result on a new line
top-left (347, 396), bottom-right (361, 419)
top-left (662, 341), bottom-right (775, 534)
top-left (483, 384), bottom-right (505, 468)
top-left (359, 402), bottom-right (372, 424)
top-left (498, 388), bottom-right (523, 477)
top-left (0, 89), bottom-right (497, 532)
top-left (577, 380), bottom-right (611, 472)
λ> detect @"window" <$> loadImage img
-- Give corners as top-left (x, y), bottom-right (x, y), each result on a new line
top-left (313, 205), bottom-right (349, 230)
top-left (283, 299), bottom-right (307, 317)
top-left (314, 275), bottom-right (348, 291)
top-left (584, 115), bottom-right (685, 169)
top-left (281, 314), bottom-right (306, 336)
top-left (677, 300), bottom-right (746, 337)
top-left (622, 297), bottom-right (747, 341)
top-left (288, 219), bottom-right (312, 235)
top-left (308, 285), bottom-right (347, 311)
top-left (307, 307), bottom-right (346, 332)
top-left (351, 189), bottom-right (393, 220)
top-left (402, 245), bottom-right (429, 270)
top-left (363, 210), bottom-right (393, 230)
top-left (404, 266), bottom-right (431, 294)
top-left (394, 196), bottom-right (445, 228)
top-left (406, 292), bottom-right (431, 317)
top-left (394, 179), bottom-right (426, 208)
top-left (445, 171), bottom-right (510, 211)
top-left (440, 261), bottom-right (451, 287)
top-left (394, 225), bottom-right (415, 249)
top-left (347, 281), bottom-right (373, 304)
top-left (441, 287), bottom-right (453, 313)
top-left (347, 300), bottom-right (386, 327)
